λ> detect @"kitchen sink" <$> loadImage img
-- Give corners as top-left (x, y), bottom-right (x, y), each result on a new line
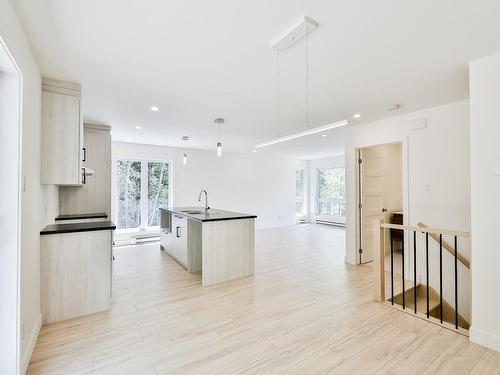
top-left (181, 210), bottom-right (204, 214)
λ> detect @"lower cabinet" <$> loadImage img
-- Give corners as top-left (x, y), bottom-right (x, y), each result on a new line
top-left (41, 229), bottom-right (113, 324)
top-left (171, 215), bottom-right (188, 267)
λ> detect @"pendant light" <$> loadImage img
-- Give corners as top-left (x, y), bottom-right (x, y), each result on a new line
top-left (181, 136), bottom-right (189, 165)
top-left (214, 118), bottom-right (224, 157)
top-left (255, 16), bottom-right (348, 149)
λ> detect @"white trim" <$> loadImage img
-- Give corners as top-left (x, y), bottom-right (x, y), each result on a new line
top-left (470, 326), bottom-right (500, 353)
top-left (0, 34), bottom-right (23, 375)
top-left (21, 314), bottom-right (41, 374)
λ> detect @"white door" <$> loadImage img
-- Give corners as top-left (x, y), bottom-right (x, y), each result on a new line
top-left (360, 147), bottom-right (385, 263)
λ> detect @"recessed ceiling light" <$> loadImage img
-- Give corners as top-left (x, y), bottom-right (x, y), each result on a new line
top-left (135, 126), bottom-right (142, 130)
top-left (253, 149), bottom-right (257, 153)
top-left (150, 106), bottom-right (159, 112)
top-left (321, 134), bottom-right (327, 138)
top-left (353, 113), bottom-right (361, 119)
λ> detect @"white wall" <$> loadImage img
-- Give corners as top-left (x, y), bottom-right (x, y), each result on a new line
top-left (345, 100), bottom-right (471, 320)
top-left (469, 53), bottom-right (500, 352)
top-left (112, 142), bottom-right (305, 230)
top-left (306, 156), bottom-right (345, 222)
top-left (0, 1), bottom-right (59, 372)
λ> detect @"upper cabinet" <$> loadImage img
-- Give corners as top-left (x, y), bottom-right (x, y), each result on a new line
top-left (41, 78), bottom-right (84, 185)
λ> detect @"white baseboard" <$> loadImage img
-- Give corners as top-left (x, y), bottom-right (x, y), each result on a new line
top-left (470, 326), bottom-right (500, 353)
top-left (21, 313), bottom-right (41, 375)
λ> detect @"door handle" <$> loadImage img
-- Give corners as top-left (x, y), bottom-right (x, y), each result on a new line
top-left (382, 208), bottom-right (388, 213)
top-left (81, 168), bottom-right (86, 184)
top-left (176, 226), bottom-right (180, 238)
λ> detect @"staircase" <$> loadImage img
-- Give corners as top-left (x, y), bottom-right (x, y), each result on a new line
top-left (372, 218), bottom-right (470, 335)
top-left (390, 283), bottom-right (469, 330)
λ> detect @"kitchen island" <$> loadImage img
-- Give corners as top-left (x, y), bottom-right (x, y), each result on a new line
top-left (159, 207), bottom-right (256, 286)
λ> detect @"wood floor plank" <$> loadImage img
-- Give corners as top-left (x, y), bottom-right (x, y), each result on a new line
top-left (27, 225), bottom-right (500, 375)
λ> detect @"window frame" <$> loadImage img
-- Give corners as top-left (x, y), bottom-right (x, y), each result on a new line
top-left (114, 157), bottom-right (173, 233)
top-left (315, 167), bottom-right (346, 223)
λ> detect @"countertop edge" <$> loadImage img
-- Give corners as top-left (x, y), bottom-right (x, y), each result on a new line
top-left (159, 207), bottom-right (257, 222)
top-left (55, 213), bottom-right (108, 221)
top-left (40, 221), bottom-right (116, 235)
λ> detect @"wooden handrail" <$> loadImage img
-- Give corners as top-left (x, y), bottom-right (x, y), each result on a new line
top-left (380, 223), bottom-right (469, 238)
top-left (416, 223), bottom-right (470, 269)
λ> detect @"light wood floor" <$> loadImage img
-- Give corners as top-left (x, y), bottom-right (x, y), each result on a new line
top-left (28, 225), bottom-right (500, 375)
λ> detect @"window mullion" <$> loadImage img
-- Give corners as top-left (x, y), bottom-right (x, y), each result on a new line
top-left (140, 160), bottom-right (148, 230)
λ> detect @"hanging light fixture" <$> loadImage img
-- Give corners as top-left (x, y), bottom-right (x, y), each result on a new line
top-left (182, 153), bottom-right (187, 165)
top-left (256, 17), bottom-right (348, 149)
top-left (214, 118), bottom-right (224, 157)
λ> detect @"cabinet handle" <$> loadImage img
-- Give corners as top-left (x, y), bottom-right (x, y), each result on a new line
top-left (176, 226), bottom-right (180, 238)
top-left (82, 168), bottom-right (86, 184)
top-left (82, 147), bottom-right (87, 162)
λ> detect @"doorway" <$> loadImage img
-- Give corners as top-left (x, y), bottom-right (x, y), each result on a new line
top-left (0, 37), bottom-right (22, 374)
top-left (357, 142), bottom-right (403, 264)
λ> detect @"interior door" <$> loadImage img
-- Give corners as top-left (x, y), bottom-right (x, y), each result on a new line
top-left (360, 147), bottom-right (384, 263)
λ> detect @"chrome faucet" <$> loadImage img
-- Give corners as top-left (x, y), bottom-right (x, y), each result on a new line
top-left (198, 190), bottom-right (209, 212)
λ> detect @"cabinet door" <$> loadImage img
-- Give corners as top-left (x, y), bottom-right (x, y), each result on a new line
top-left (59, 125), bottom-right (111, 215)
top-left (171, 215), bottom-right (187, 266)
top-left (41, 79), bottom-right (83, 185)
top-left (160, 230), bottom-right (172, 253)
top-left (177, 220), bottom-right (188, 265)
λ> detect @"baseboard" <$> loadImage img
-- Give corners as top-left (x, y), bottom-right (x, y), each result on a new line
top-left (470, 326), bottom-right (500, 353)
top-left (21, 313), bottom-right (41, 375)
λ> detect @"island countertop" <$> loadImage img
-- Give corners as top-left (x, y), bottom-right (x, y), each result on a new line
top-left (159, 207), bottom-right (257, 222)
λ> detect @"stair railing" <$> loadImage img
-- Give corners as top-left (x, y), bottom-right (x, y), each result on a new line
top-left (372, 218), bottom-right (470, 333)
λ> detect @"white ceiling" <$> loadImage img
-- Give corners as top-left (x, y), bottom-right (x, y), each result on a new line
top-left (14, 0), bottom-right (500, 159)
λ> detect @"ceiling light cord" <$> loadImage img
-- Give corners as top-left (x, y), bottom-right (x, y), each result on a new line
top-left (218, 123), bottom-right (221, 143)
top-left (277, 49), bottom-right (281, 137)
top-left (306, 25), bottom-right (309, 130)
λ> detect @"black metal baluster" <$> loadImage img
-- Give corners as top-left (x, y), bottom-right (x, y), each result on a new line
top-left (414, 231), bottom-right (417, 314)
top-left (426, 233), bottom-right (429, 319)
top-left (439, 234), bottom-right (443, 323)
top-left (454, 236), bottom-right (458, 329)
top-left (402, 230), bottom-right (405, 309)
top-left (391, 235), bottom-right (394, 305)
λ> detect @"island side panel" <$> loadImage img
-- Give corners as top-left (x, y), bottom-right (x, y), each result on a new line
top-left (41, 230), bottom-right (112, 323)
top-left (187, 219), bottom-right (202, 272)
top-left (201, 218), bottom-right (255, 286)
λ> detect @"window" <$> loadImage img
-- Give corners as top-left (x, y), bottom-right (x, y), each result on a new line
top-left (316, 168), bottom-right (346, 220)
top-left (115, 158), bottom-right (171, 231)
top-left (296, 169), bottom-right (305, 217)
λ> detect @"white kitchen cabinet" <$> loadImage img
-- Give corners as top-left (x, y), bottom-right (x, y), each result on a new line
top-left (160, 229), bottom-right (172, 253)
top-left (40, 228), bottom-right (113, 323)
top-left (41, 78), bottom-right (84, 185)
top-left (59, 123), bottom-right (112, 215)
top-left (171, 214), bottom-right (188, 267)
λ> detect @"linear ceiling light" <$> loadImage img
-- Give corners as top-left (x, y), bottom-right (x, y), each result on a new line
top-left (255, 120), bottom-right (348, 149)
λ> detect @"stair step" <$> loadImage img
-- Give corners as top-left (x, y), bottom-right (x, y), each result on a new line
top-left (388, 283), bottom-right (470, 330)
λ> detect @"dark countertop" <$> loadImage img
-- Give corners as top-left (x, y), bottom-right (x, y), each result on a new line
top-left (159, 207), bottom-right (257, 222)
top-left (41, 221), bottom-right (116, 235)
top-left (55, 212), bottom-right (108, 221)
